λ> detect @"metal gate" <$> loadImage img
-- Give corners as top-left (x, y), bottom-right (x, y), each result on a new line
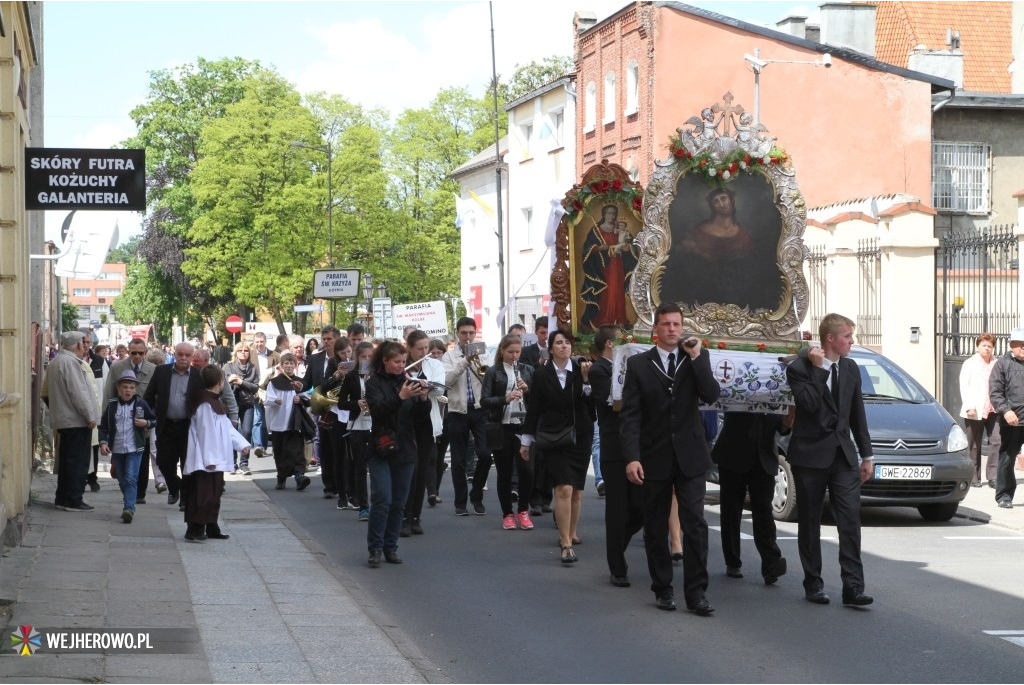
top-left (805, 245), bottom-right (827, 338)
top-left (936, 224), bottom-right (1019, 414)
top-left (857, 238), bottom-right (882, 347)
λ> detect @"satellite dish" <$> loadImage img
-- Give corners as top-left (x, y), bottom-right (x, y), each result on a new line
top-left (55, 218), bottom-right (119, 279)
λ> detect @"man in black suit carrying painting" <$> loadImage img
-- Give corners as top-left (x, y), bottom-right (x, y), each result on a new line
top-left (785, 312), bottom-right (874, 607)
top-left (620, 303), bottom-right (720, 615)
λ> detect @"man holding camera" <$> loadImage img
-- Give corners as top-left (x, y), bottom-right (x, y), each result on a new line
top-left (620, 303), bottom-right (720, 615)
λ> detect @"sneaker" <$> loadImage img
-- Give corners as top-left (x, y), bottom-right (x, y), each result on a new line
top-left (121, 509), bottom-right (134, 524)
top-left (155, 483), bottom-right (168, 494)
top-left (242, 467), bottom-right (252, 476)
top-left (502, 514), bottom-right (516, 530)
top-left (472, 501), bottom-right (486, 515)
top-left (88, 480), bottom-right (101, 493)
top-left (254, 447), bottom-right (265, 458)
top-left (529, 506), bottom-right (542, 517)
top-left (410, 519), bottom-right (424, 535)
top-left (232, 468), bottom-right (242, 475)
top-left (275, 480), bottom-right (286, 490)
top-left (516, 511), bottom-right (534, 530)
top-left (596, 480), bottom-right (606, 497)
top-left (455, 507), bottom-right (469, 516)
top-left (136, 497), bottom-right (147, 505)
top-left (296, 476), bottom-right (311, 491)
top-left (358, 508), bottom-right (370, 521)
top-left (427, 494), bottom-right (438, 507)
top-left (337, 500), bottom-right (348, 510)
top-left (64, 502), bottom-right (95, 512)
top-left (400, 520), bottom-right (412, 537)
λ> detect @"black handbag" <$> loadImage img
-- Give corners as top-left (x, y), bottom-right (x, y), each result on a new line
top-left (484, 422), bottom-right (504, 452)
top-left (534, 425), bottom-right (575, 450)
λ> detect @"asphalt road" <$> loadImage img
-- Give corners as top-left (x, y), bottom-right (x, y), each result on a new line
top-left (250, 459), bottom-right (1024, 683)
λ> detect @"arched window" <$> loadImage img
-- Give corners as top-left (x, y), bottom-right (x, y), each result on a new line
top-left (603, 72), bottom-right (616, 124)
top-left (625, 60), bottom-right (639, 115)
top-left (585, 81), bottom-right (596, 131)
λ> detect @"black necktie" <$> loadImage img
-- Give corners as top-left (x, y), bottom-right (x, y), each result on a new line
top-left (133, 365), bottom-right (140, 375)
top-left (830, 363), bottom-right (840, 405)
top-left (666, 352), bottom-right (676, 378)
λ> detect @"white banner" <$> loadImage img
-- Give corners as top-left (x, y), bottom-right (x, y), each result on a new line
top-left (611, 343), bottom-right (793, 413)
top-left (392, 301), bottom-right (449, 337)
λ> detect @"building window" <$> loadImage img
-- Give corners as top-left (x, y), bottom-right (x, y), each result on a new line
top-left (933, 141), bottom-right (990, 213)
top-left (546, 108), bottom-right (564, 147)
top-left (94, 305), bottom-right (110, 314)
top-left (585, 82), bottom-right (596, 131)
top-left (603, 72), bottom-right (616, 124)
top-left (520, 121), bottom-right (533, 157)
top-left (522, 207), bottom-right (534, 243)
top-left (96, 288), bottom-right (122, 297)
top-left (625, 60), bottom-right (639, 115)
top-left (72, 288), bottom-right (91, 297)
top-left (77, 306), bottom-right (90, 318)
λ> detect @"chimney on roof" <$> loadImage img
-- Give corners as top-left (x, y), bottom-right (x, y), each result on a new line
top-left (819, 2), bottom-right (877, 57)
top-left (776, 15), bottom-right (808, 40)
top-left (908, 46), bottom-right (963, 88)
top-left (575, 11), bottom-right (598, 35)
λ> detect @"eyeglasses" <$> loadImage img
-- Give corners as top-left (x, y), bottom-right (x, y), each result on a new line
top-left (129, 351), bottom-right (146, 356)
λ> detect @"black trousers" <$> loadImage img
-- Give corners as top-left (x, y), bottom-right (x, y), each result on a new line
top-left (319, 418), bottom-right (345, 496)
top-left (488, 424), bottom-right (532, 516)
top-left (405, 418), bottom-right (436, 521)
top-left (602, 457), bottom-right (644, 578)
top-left (448, 407), bottom-right (490, 509)
top-left (530, 443), bottom-right (554, 508)
top-left (965, 415), bottom-right (999, 485)
top-left (995, 421), bottom-right (1023, 504)
top-left (348, 429), bottom-right (370, 509)
top-left (136, 437), bottom-right (151, 499)
top-left (718, 464), bottom-right (782, 575)
top-left (792, 450), bottom-right (864, 594)
top-left (55, 427), bottom-right (92, 507)
top-left (156, 420), bottom-right (189, 496)
top-left (271, 430), bottom-right (306, 482)
top-left (640, 460), bottom-right (709, 602)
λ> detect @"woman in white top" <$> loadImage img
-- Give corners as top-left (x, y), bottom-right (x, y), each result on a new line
top-left (958, 332), bottom-right (1000, 487)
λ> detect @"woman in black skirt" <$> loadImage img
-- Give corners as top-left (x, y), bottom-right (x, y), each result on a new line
top-left (520, 329), bottom-right (595, 563)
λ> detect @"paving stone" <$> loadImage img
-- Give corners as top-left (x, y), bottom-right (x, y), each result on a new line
top-left (208, 661), bottom-right (317, 684)
top-left (203, 641), bottom-right (298, 663)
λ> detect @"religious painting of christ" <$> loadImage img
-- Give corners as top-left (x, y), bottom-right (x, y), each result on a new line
top-left (578, 202), bottom-right (640, 332)
top-left (659, 172), bottom-right (784, 312)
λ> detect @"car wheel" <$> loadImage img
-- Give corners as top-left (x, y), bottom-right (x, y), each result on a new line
top-left (772, 457), bottom-right (798, 522)
top-left (917, 502), bottom-right (959, 522)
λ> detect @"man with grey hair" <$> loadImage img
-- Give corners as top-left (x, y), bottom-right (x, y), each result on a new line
top-left (47, 331), bottom-right (102, 511)
top-left (191, 347), bottom-right (240, 427)
top-left (144, 342), bottom-right (203, 507)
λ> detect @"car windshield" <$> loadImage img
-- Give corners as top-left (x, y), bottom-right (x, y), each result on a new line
top-left (849, 351), bottom-right (930, 404)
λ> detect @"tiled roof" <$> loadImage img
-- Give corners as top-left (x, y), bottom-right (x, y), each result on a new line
top-left (874, 1), bottom-right (1011, 92)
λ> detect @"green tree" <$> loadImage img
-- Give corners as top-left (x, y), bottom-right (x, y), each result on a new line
top-left (184, 70), bottom-right (323, 331)
top-left (106, 235), bottom-right (142, 263)
top-left (112, 260), bottom-right (181, 336)
top-left (61, 301), bottom-right (79, 332)
top-left (498, 55), bottom-right (575, 102)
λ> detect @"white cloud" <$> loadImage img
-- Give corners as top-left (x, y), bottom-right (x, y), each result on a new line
top-left (295, 0), bottom-right (627, 113)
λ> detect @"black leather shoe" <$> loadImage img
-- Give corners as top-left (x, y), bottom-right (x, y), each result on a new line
top-left (296, 477), bottom-right (311, 491)
top-left (410, 519), bottom-right (424, 535)
top-left (842, 591), bottom-right (874, 607)
top-left (400, 521), bottom-right (412, 537)
top-left (368, 550), bottom-right (382, 568)
top-left (805, 589), bottom-right (831, 604)
top-left (989, 480), bottom-right (997, 488)
top-left (686, 597), bottom-right (715, 616)
top-left (671, 552), bottom-right (684, 565)
top-left (764, 557), bottom-right (787, 585)
top-left (383, 549), bottom-right (402, 564)
top-left (167, 492), bottom-right (179, 505)
top-left (726, 566), bottom-right (744, 579)
top-left (206, 532), bottom-right (230, 540)
top-left (656, 593), bottom-right (677, 611)
top-left (610, 575), bottom-right (631, 587)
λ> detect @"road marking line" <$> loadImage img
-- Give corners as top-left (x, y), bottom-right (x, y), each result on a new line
top-left (777, 536), bottom-right (836, 540)
top-left (984, 630), bottom-right (1024, 635)
top-left (944, 536), bottom-right (1024, 540)
top-left (983, 631), bottom-right (1024, 649)
top-left (709, 525), bottom-right (753, 539)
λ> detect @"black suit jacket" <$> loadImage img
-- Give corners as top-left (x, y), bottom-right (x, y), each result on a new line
top-left (785, 353), bottom-right (872, 469)
top-left (590, 356), bottom-right (624, 458)
top-left (620, 346), bottom-right (721, 480)
top-left (712, 412), bottom-right (783, 476)
top-left (522, 361), bottom-right (595, 451)
top-left (143, 364), bottom-right (204, 431)
top-left (519, 343), bottom-right (548, 369)
top-left (301, 351), bottom-right (338, 393)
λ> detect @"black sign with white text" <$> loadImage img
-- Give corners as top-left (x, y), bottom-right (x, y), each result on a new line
top-left (24, 148), bottom-right (146, 211)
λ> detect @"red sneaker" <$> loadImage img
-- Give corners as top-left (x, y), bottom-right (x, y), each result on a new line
top-left (517, 511), bottom-right (534, 530)
top-left (502, 514), bottom-right (516, 530)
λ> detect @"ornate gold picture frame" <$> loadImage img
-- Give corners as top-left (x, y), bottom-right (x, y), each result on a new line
top-left (629, 95), bottom-right (808, 340)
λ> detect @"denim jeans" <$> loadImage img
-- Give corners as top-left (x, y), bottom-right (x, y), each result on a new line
top-left (236, 405), bottom-right (255, 467)
top-left (366, 456), bottom-right (415, 552)
top-left (591, 421), bottom-right (603, 485)
top-left (112, 449), bottom-right (144, 513)
top-left (251, 403), bottom-right (266, 449)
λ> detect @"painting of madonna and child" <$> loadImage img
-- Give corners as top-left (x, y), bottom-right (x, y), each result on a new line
top-left (578, 201), bottom-right (641, 332)
top-left (659, 172), bottom-right (785, 313)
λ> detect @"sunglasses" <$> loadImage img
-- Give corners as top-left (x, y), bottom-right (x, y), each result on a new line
top-left (129, 351), bottom-right (146, 356)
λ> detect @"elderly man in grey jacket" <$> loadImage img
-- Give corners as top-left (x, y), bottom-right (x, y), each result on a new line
top-left (47, 331), bottom-right (102, 512)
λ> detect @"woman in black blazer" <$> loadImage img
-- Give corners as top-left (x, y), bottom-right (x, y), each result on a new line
top-left (480, 334), bottom-right (535, 530)
top-left (520, 329), bottom-right (595, 563)
top-left (332, 341), bottom-right (375, 519)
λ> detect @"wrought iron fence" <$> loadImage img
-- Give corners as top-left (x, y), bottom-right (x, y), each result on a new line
top-left (805, 244), bottom-right (828, 337)
top-left (937, 224), bottom-right (1019, 358)
top-left (856, 238), bottom-right (882, 347)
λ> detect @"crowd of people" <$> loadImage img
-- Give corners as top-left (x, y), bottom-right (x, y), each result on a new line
top-left (41, 308), bottom-right (911, 614)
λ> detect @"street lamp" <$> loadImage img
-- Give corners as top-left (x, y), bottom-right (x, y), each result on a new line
top-left (291, 140), bottom-right (333, 322)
